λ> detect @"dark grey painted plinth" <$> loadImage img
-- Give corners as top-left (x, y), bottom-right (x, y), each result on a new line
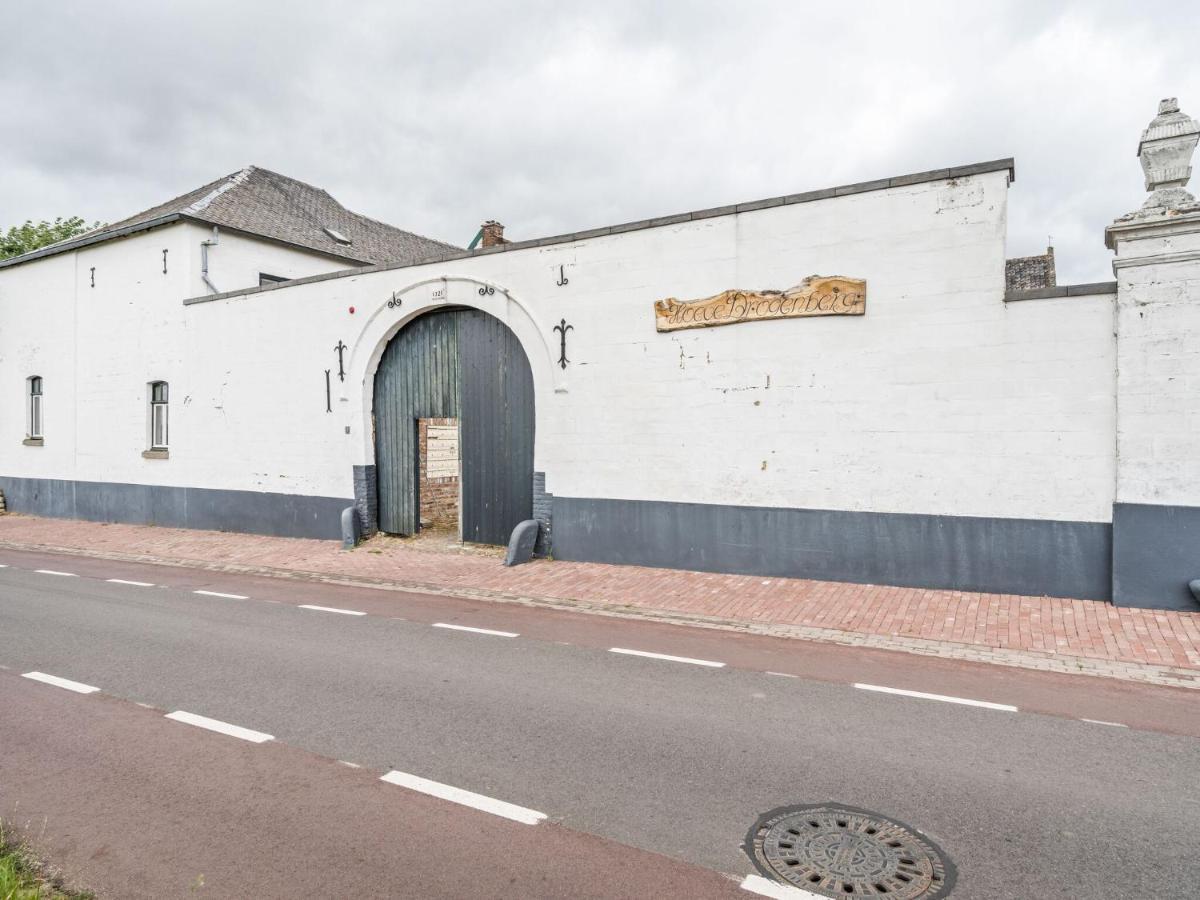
top-left (552, 496), bottom-right (1112, 601)
top-left (1, 476), bottom-right (350, 541)
top-left (1113, 502), bottom-right (1200, 611)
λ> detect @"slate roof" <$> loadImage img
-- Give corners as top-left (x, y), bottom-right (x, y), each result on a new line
top-left (0, 166), bottom-right (457, 269)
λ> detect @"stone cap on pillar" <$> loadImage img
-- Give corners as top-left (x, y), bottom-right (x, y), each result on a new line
top-left (1107, 96), bottom-right (1200, 249)
top-left (1138, 98), bottom-right (1199, 193)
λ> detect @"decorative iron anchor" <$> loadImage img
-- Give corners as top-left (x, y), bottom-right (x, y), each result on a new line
top-left (324, 369), bottom-right (332, 413)
top-left (553, 318), bottom-right (573, 370)
top-left (162, 249), bottom-right (168, 275)
top-left (334, 340), bottom-right (347, 382)
top-left (556, 265), bottom-right (569, 287)
top-left (478, 284), bottom-right (495, 296)
top-left (387, 291), bottom-right (402, 309)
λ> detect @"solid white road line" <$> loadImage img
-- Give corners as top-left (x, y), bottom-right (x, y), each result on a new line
top-left (193, 590), bottom-right (248, 600)
top-left (298, 604), bottom-right (367, 616)
top-left (608, 647), bottom-right (725, 668)
top-left (35, 569), bottom-right (76, 577)
top-left (853, 683), bottom-right (1018, 712)
top-left (380, 770), bottom-right (546, 825)
top-left (432, 622), bottom-right (519, 638)
top-left (164, 710), bottom-right (274, 743)
top-left (740, 874), bottom-right (825, 899)
top-left (107, 578), bottom-right (155, 587)
top-left (22, 671), bottom-right (100, 694)
top-left (1081, 718), bottom-right (1129, 728)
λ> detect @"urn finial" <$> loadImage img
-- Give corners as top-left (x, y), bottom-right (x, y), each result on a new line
top-left (1136, 96), bottom-right (1200, 210)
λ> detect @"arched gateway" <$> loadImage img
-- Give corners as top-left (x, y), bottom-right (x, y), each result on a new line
top-left (372, 307), bottom-right (535, 545)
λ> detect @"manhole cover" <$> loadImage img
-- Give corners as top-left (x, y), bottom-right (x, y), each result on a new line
top-left (745, 804), bottom-right (955, 898)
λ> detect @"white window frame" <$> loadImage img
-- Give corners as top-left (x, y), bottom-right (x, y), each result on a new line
top-left (27, 376), bottom-right (43, 440)
top-left (149, 381), bottom-right (169, 451)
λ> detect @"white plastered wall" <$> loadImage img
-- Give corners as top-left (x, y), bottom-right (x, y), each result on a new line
top-left (1111, 220), bottom-right (1200, 506)
top-left (172, 168), bottom-right (1118, 523)
top-left (0, 222), bottom-right (365, 498)
top-left (0, 170), bottom-right (1119, 523)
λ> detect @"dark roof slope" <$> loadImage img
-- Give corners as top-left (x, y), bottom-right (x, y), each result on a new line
top-left (1, 166), bottom-right (457, 269)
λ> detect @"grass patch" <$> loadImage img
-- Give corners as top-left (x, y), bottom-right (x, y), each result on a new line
top-left (0, 825), bottom-right (93, 900)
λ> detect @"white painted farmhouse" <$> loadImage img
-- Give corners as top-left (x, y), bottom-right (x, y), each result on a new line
top-left (3, 99), bottom-right (1198, 610)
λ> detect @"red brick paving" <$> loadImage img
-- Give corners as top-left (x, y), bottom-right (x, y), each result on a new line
top-left (1, 514), bottom-right (1197, 672)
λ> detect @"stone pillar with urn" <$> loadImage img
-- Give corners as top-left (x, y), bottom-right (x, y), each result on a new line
top-left (1105, 97), bottom-right (1200, 609)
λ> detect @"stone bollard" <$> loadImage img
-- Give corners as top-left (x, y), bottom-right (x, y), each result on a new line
top-left (504, 520), bottom-right (540, 567)
top-left (340, 506), bottom-right (361, 549)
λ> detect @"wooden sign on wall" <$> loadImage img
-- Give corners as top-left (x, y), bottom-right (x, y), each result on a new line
top-left (653, 275), bottom-right (866, 332)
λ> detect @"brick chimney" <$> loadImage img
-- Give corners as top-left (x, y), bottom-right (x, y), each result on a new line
top-left (1005, 245), bottom-right (1056, 291)
top-left (480, 220), bottom-right (508, 248)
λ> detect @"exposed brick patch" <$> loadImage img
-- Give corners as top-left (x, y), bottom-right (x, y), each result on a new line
top-left (0, 514), bottom-right (1197, 687)
top-left (532, 471), bottom-right (552, 556)
top-left (351, 465), bottom-right (378, 536)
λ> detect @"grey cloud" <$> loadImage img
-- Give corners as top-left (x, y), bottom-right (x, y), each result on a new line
top-left (3, 1), bottom-right (1199, 282)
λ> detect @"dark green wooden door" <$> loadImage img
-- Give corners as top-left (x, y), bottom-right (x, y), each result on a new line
top-left (373, 308), bottom-right (534, 544)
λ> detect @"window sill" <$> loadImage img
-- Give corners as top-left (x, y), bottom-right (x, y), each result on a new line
top-left (22, 437), bottom-right (43, 447)
top-left (142, 449), bottom-right (169, 460)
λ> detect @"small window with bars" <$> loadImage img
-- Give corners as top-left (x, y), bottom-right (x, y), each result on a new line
top-left (27, 376), bottom-right (43, 439)
top-left (149, 381), bottom-right (169, 450)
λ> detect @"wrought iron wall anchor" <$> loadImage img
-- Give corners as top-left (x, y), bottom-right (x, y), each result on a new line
top-left (553, 318), bottom-right (573, 369)
top-left (478, 284), bottom-right (495, 296)
top-left (90, 267), bottom-right (95, 288)
top-left (324, 369), bottom-right (332, 413)
top-left (162, 249), bottom-right (168, 275)
top-left (556, 265), bottom-right (569, 287)
top-left (334, 340), bottom-right (347, 382)
top-left (386, 291), bottom-right (402, 309)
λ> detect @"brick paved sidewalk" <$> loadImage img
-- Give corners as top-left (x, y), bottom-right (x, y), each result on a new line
top-left (1, 514), bottom-right (1197, 688)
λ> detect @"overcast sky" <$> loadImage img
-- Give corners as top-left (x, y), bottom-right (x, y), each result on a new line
top-left (4, 1), bottom-right (1198, 282)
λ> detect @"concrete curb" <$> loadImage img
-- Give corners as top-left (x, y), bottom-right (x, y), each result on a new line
top-left (0, 538), bottom-right (1195, 691)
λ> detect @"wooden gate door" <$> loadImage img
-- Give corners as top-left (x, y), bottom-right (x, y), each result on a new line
top-left (373, 308), bottom-right (534, 544)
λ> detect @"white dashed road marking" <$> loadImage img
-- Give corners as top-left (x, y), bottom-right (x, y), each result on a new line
top-left (1081, 718), bottom-right (1128, 728)
top-left (853, 683), bottom-right (1018, 712)
top-left (740, 873), bottom-right (824, 899)
top-left (22, 671), bottom-right (100, 694)
top-left (165, 710), bottom-right (273, 743)
top-left (608, 647), bottom-right (725, 668)
top-left (193, 590), bottom-right (249, 600)
top-left (380, 770), bottom-right (546, 825)
top-left (35, 569), bottom-right (77, 577)
top-left (299, 604), bottom-right (367, 616)
top-left (432, 623), bottom-right (519, 638)
top-left (766, 671), bottom-right (800, 678)
top-left (107, 579), bottom-right (155, 587)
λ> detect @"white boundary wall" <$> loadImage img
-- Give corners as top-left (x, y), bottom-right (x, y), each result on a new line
top-left (0, 169), bottom-right (1117, 524)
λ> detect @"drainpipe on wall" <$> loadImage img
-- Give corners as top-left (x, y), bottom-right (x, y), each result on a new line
top-left (200, 226), bottom-right (220, 294)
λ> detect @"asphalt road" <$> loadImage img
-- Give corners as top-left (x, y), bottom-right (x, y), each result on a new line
top-left (2, 549), bottom-right (1198, 899)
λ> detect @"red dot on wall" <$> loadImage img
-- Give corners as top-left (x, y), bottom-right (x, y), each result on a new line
top-left (349, 306), bottom-right (355, 314)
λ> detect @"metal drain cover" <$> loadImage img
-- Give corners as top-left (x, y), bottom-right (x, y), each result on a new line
top-left (745, 804), bottom-right (955, 898)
